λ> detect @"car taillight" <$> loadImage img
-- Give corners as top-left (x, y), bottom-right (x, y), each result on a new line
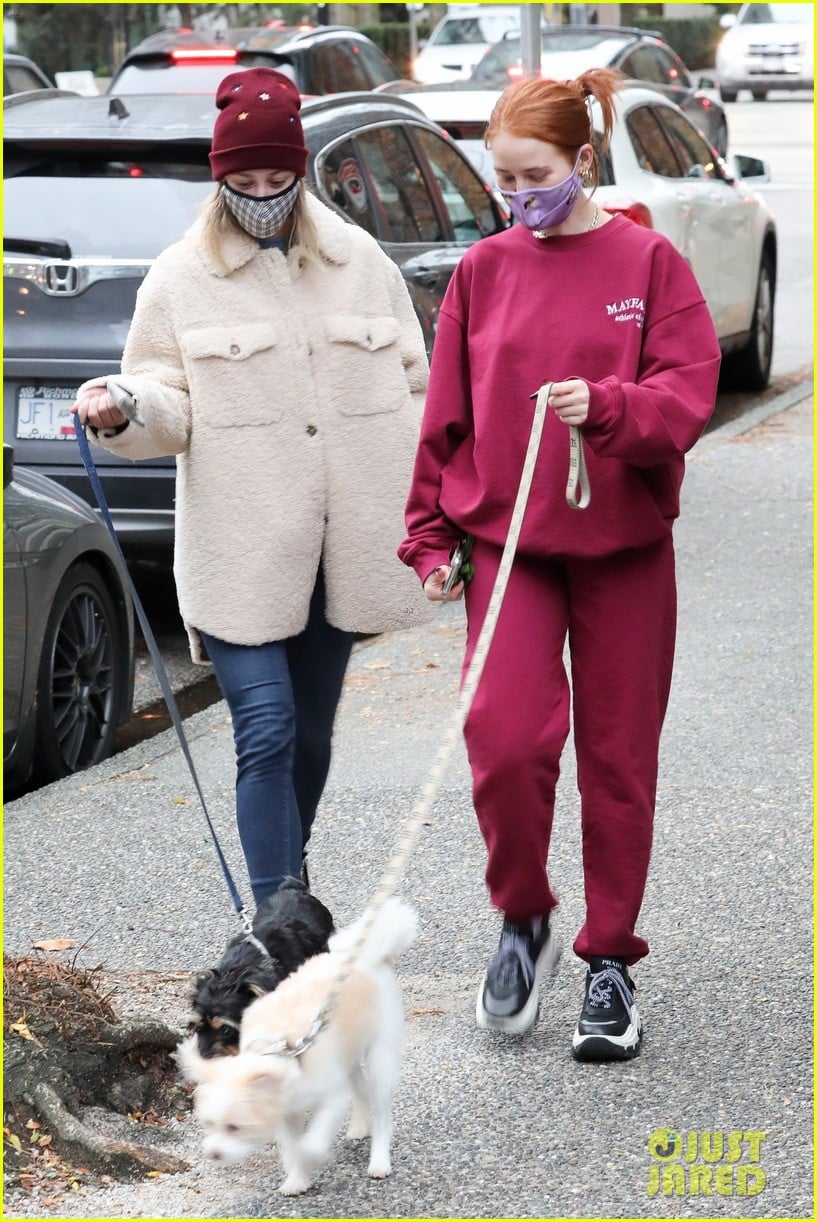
top-left (603, 201), bottom-right (653, 228)
top-left (170, 48), bottom-right (238, 62)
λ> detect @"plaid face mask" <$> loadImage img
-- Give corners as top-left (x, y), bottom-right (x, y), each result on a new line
top-left (221, 178), bottom-right (301, 239)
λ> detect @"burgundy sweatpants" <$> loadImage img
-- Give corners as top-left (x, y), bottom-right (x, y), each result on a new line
top-left (462, 535), bottom-right (677, 965)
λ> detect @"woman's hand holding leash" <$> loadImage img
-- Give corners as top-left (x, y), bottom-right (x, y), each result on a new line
top-left (548, 378), bottom-right (589, 427)
top-left (71, 387), bottom-right (127, 432)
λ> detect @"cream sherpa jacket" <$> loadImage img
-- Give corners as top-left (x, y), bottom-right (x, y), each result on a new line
top-left (80, 194), bottom-right (432, 661)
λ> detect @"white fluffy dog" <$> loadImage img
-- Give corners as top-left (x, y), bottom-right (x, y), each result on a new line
top-left (177, 897), bottom-right (417, 1195)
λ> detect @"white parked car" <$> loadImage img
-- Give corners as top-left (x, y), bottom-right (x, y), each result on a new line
top-left (412, 5), bottom-right (529, 84)
top-left (396, 84), bottom-right (777, 390)
top-left (716, 2), bottom-right (814, 101)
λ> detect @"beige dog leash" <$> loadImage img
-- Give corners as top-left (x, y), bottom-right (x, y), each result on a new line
top-left (266, 383), bottom-right (590, 1057)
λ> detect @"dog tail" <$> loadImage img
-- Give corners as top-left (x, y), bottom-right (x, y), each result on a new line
top-left (329, 897), bottom-right (418, 968)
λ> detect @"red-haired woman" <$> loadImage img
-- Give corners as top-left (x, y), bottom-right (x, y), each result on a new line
top-left (399, 70), bottom-right (721, 1060)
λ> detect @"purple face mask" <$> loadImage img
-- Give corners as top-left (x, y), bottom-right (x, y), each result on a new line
top-left (500, 151), bottom-right (584, 232)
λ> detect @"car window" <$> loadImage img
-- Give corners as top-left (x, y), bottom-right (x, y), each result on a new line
top-left (655, 108), bottom-right (721, 180)
top-left (322, 40), bottom-right (372, 92)
top-left (4, 151), bottom-right (213, 257)
top-left (656, 46), bottom-right (691, 88)
top-left (357, 41), bottom-right (399, 86)
top-left (301, 45), bottom-right (336, 93)
top-left (435, 18), bottom-right (491, 46)
top-left (413, 127), bottom-right (502, 241)
top-left (739, 3), bottom-right (812, 23)
top-left (354, 127), bottom-right (442, 243)
top-left (317, 139), bottom-right (380, 238)
top-left (626, 106), bottom-right (683, 178)
top-left (620, 45), bottom-right (676, 86)
top-left (4, 64), bottom-right (49, 94)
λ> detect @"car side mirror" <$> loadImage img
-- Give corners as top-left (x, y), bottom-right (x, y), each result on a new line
top-left (720, 13), bottom-right (737, 29)
top-left (4, 444), bottom-right (15, 490)
top-left (731, 153), bottom-right (771, 183)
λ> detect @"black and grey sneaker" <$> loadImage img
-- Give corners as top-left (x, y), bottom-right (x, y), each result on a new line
top-left (476, 917), bottom-right (561, 1035)
top-left (572, 956), bottom-right (643, 1061)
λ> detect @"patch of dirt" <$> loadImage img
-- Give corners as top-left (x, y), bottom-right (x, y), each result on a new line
top-left (3, 956), bottom-right (195, 1206)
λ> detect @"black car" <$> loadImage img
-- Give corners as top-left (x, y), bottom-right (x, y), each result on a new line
top-left (471, 25), bottom-right (729, 157)
top-left (3, 89), bottom-right (509, 554)
top-left (4, 445), bottom-right (135, 788)
top-left (108, 23), bottom-right (401, 96)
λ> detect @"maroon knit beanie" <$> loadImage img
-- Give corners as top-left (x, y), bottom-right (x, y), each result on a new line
top-left (209, 68), bottom-right (308, 181)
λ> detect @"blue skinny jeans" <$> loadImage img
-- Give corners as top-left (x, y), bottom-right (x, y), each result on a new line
top-left (200, 571), bottom-right (354, 905)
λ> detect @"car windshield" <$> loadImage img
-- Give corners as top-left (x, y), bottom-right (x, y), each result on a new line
top-left (434, 15), bottom-right (519, 45)
top-left (738, 3), bottom-right (813, 23)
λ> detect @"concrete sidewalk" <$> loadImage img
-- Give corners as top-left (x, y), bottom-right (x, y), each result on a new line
top-left (3, 388), bottom-right (813, 1219)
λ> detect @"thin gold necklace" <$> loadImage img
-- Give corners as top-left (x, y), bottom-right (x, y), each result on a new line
top-left (533, 204), bottom-right (599, 241)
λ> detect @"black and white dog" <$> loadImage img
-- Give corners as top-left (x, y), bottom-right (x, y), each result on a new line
top-left (190, 878), bottom-right (334, 1058)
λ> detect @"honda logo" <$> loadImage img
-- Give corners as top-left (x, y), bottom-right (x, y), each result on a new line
top-left (43, 263), bottom-right (80, 295)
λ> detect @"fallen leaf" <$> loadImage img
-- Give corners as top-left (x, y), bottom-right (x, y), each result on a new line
top-left (6, 1133), bottom-right (22, 1152)
top-left (172, 797), bottom-right (186, 805)
top-left (10, 1019), bottom-right (35, 1041)
top-left (32, 938), bottom-right (75, 952)
top-left (146, 1170), bottom-right (163, 1179)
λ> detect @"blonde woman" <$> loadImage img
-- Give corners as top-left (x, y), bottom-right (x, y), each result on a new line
top-left (73, 68), bottom-right (430, 905)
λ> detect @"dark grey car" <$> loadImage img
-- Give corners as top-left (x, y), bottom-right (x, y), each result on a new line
top-left (4, 445), bottom-right (135, 788)
top-left (3, 89), bottom-right (509, 554)
top-left (107, 23), bottom-right (401, 95)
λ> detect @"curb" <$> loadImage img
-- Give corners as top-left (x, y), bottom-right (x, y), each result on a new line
top-left (697, 376), bottom-right (813, 451)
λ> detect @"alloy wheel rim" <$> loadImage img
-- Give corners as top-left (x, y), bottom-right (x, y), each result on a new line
top-left (50, 590), bottom-right (115, 771)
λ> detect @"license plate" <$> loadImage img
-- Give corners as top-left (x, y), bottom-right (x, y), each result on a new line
top-left (761, 56), bottom-right (783, 71)
top-left (16, 386), bottom-right (78, 441)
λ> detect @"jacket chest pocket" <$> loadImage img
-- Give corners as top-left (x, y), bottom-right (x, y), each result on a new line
top-left (323, 314), bottom-right (406, 416)
top-left (182, 323), bottom-right (283, 427)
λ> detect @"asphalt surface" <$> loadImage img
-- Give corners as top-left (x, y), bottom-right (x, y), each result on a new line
top-left (3, 382), bottom-right (813, 1219)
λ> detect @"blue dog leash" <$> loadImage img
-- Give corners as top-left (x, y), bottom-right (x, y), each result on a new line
top-left (72, 408), bottom-right (252, 933)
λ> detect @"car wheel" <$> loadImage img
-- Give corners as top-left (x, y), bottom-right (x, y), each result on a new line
top-left (713, 117), bottom-right (728, 158)
top-left (33, 562), bottom-right (126, 782)
top-left (751, 89), bottom-right (768, 101)
top-left (720, 249), bottom-right (775, 392)
top-left (719, 86), bottom-right (738, 103)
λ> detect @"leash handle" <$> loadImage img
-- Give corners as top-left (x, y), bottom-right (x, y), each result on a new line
top-left (566, 422), bottom-right (591, 509)
top-left (72, 412), bottom-right (250, 928)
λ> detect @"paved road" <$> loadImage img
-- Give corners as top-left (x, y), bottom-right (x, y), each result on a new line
top-left (3, 387), bottom-right (813, 1219)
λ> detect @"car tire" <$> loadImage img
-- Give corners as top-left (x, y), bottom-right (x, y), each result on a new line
top-left (33, 562), bottom-right (126, 782)
top-left (713, 117), bottom-right (728, 158)
top-left (751, 89), bottom-right (768, 101)
top-left (719, 86), bottom-right (738, 103)
top-left (720, 249), bottom-right (775, 392)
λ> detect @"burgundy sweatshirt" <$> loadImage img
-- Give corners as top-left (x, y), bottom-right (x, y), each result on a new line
top-left (398, 215), bottom-right (721, 583)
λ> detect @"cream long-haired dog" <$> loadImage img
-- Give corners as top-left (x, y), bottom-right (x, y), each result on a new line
top-left (177, 896), bottom-right (418, 1195)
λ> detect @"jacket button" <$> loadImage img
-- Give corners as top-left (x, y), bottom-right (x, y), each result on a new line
top-left (306, 424), bottom-right (317, 436)
top-left (307, 342), bottom-right (314, 355)
top-left (230, 343), bottom-right (240, 355)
